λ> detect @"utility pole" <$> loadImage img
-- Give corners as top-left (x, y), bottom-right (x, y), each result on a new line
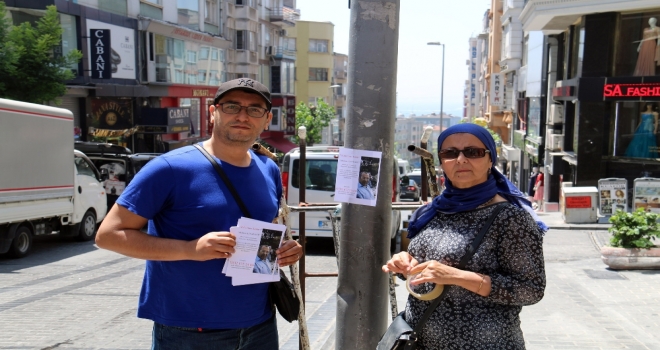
top-left (337, 1), bottom-right (400, 349)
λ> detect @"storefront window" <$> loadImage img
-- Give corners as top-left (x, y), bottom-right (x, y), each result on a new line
top-left (613, 101), bottom-right (660, 158)
top-left (180, 98), bottom-right (201, 137)
top-left (153, 35), bottom-right (226, 85)
top-left (527, 97), bottom-right (541, 138)
top-left (614, 11), bottom-right (660, 77)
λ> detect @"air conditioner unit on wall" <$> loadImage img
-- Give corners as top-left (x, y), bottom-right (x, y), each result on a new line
top-left (547, 134), bottom-right (564, 151)
top-left (548, 104), bottom-right (564, 125)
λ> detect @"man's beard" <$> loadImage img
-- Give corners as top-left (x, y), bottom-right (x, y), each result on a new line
top-left (218, 124), bottom-right (257, 145)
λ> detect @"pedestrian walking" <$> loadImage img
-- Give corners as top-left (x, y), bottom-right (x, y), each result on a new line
top-left (96, 78), bottom-right (302, 350)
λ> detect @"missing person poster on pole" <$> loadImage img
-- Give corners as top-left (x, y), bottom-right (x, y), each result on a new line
top-left (334, 148), bottom-right (382, 206)
top-left (597, 178), bottom-right (627, 216)
top-left (633, 177), bottom-right (660, 213)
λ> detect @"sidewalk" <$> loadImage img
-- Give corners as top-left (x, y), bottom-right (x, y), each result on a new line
top-left (536, 210), bottom-right (611, 231)
top-left (284, 211), bottom-right (618, 349)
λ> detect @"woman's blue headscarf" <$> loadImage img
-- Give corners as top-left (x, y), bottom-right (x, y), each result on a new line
top-left (407, 123), bottom-right (548, 238)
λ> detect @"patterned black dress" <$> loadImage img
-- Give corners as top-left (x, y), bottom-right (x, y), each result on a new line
top-left (404, 202), bottom-right (545, 349)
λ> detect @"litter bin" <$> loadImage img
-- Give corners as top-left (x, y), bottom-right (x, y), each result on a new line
top-left (561, 186), bottom-right (598, 223)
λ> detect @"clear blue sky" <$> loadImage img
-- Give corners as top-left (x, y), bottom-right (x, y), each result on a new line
top-left (295, 0), bottom-right (491, 117)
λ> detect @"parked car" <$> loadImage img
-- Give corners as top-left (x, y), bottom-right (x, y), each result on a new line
top-left (407, 169), bottom-right (444, 197)
top-left (400, 178), bottom-right (421, 201)
top-left (74, 141), bottom-right (160, 209)
top-left (281, 146), bottom-right (401, 243)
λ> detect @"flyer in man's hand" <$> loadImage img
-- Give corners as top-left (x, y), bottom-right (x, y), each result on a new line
top-left (222, 218), bottom-right (286, 286)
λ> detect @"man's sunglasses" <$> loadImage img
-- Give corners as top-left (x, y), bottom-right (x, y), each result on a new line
top-left (216, 103), bottom-right (268, 118)
top-left (439, 147), bottom-right (490, 159)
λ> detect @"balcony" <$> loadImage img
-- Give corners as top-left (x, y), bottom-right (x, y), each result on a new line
top-left (235, 5), bottom-right (258, 21)
top-left (273, 46), bottom-right (296, 60)
top-left (236, 50), bottom-right (258, 65)
top-left (521, 0), bottom-right (659, 32)
top-left (269, 6), bottom-right (300, 26)
top-left (334, 69), bottom-right (347, 80)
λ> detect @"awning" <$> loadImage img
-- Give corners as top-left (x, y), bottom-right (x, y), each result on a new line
top-left (262, 137), bottom-right (296, 153)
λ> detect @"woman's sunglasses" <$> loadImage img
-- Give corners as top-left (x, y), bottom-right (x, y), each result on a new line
top-left (439, 147), bottom-right (490, 159)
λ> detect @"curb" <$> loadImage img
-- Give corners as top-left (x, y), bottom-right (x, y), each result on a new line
top-left (547, 224), bottom-right (611, 231)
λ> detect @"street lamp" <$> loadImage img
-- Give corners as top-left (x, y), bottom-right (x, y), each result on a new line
top-left (427, 42), bottom-right (445, 131)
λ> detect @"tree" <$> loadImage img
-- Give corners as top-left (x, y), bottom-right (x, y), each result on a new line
top-left (292, 98), bottom-right (335, 145)
top-left (0, 4), bottom-right (82, 104)
top-left (0, 1), bottom-right (18, 93)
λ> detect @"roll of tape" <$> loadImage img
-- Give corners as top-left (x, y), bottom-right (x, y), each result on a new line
top-left (406, 277), bottom-right (444, 300)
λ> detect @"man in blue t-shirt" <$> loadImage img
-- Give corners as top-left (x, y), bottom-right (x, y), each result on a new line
top-left (356, 171), bottom-right (375, 199)
top-left (96, 78), bottom-right (302, 350)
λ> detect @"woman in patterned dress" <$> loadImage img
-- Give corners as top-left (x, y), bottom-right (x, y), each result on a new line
top-left (383, 123), bottom-right (548, 349)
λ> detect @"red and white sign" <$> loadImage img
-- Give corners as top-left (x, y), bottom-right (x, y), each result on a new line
top-left (566, 196), bottom-right (591, 209)
top-left (604, 83), bottom-right (660, 98)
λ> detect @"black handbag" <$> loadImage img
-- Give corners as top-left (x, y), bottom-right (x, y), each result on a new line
top-left (377, 203), bottom-right (506, 350)
top-left (194, 144), bottom-right (301, 323)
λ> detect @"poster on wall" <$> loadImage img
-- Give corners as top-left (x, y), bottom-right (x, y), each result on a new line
top-left (597, 178), bottom-right (628, 216)
top-left (86, 19), bottom-right (136, 80)
top-left (633, 178), bottom-right (660, 213)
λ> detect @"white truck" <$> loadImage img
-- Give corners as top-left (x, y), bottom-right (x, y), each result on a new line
top-left (0, 98), bottom-right (108, 258)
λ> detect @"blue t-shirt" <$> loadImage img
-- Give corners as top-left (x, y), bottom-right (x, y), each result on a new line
top-left (116, 145), bottom-right (282, 329)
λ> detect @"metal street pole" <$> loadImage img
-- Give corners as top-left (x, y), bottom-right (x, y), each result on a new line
top-left (428, 42), bottom-right (445, 131)
top-left (337, 1), bottom-right (400, 349)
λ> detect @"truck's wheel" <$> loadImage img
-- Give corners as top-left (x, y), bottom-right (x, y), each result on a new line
top-left (8, 225), bottom-right (33, 259)
top-left (76, 211), bottom-right (97, 242)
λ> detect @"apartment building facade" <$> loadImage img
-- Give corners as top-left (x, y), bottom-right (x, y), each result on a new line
top-left (3, 0), bottom-right (299, 153)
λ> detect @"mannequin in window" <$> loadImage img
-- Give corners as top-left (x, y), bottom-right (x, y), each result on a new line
top-left (625, 104), bottom-right (659, 158)
top-left (532, 167), bottom-right (544, 212)
top-left (634, 17), bottom-right (660, 76)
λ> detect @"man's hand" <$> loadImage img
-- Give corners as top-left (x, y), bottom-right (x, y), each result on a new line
top-left (382, 251), bottom-right (419, 276)
top-left (276, 239), bottom-right (302, 267)
top-left (189, 232), bottom-right (236, 261)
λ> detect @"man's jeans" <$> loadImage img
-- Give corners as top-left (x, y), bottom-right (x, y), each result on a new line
top-left (152, 315), bottom-right (278, 350)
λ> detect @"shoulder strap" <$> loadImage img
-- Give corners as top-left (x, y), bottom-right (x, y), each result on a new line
top-left (406, 203), bottom-right (506, 347)
top-left (193, 143), bottom-right (252, 219)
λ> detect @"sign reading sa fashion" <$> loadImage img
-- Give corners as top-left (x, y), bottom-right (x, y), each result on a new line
top-left (86, 19), bottom-right (136, 80)
top-left (490, 73), bottom-right (503, 107)
top-left (604, 83), bottom-right (660, 98)
top-left (90, 29), bottom-right (111, 79)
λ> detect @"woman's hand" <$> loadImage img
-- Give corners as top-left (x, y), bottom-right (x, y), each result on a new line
top-left (408, 260), bottom-right (464, 286)
top-left (382, 252), bottom-right (418, 276)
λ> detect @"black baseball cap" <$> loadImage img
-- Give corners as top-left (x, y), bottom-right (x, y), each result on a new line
top-left (213, 78), bottom-right (272, 110)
